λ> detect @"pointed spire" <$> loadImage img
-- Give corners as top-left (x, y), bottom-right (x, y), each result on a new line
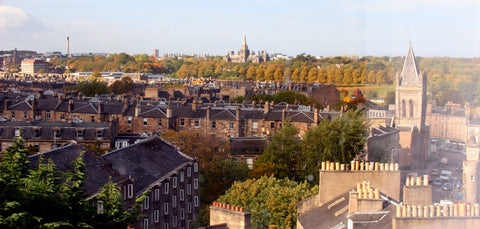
top-left (399, 42), bottom-right (420, 86)
top-left (243, 34), bottom-right (246, 46)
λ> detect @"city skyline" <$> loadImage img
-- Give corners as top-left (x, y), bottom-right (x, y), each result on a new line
top-left (1, 0), bottom-right (480, 57)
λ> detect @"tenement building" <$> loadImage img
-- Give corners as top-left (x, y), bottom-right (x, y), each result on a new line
top-left (30, 136), bottom-right (200, 229)
top-left (224, 35), bottom-right (270, 63)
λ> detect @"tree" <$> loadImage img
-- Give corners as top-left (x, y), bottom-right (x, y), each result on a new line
top-left (0, 137), bottom-right (140, 228)
top-left (69, 79), bottom-right (110, 97)
top-left (246, 65), bottom-right (257, 80)
top-left (300, 108), bottom-right (369, 182)
top-left (274, 68), bottom-right (284, 82)
top-left (109, 77), bottom-right (134, 95)
top-left (253, 120), bottom-right (301, 180)
top-left (217, 176), bottom-right (318, 229)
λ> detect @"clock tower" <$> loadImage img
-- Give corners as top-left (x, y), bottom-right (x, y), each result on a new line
top-left (463, 134), bottom-right (480, 203)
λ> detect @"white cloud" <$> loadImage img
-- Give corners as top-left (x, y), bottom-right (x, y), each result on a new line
top-left (0, 5), bottom-right (45, 30)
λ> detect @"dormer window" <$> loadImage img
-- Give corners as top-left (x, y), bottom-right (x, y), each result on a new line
top-left (46, 111), bottom-right (51, 120)
top-left (77, 129), bottom-right (83, 139)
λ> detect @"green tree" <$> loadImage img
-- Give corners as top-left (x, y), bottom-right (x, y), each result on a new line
top-left (301, 109), bottom-right (369, 182)
top-left (253, 120), bottom-right (301, 180)
top-left (69, 79), bottom-right (110, 97)
top-left (109, 77), bottom-right (134, 95)
top-left (217, 176), bottom-right (318, 229)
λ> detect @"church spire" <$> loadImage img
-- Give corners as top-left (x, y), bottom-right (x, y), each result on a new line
top-left (243, 34), bottom-right (246, 46)
top-left (399, 42), bottom-right (420, 86)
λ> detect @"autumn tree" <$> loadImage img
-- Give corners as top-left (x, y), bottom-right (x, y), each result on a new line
top-left (217, 176), bottom-right (318, 229)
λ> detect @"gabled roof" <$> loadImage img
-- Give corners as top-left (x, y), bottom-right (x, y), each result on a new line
top-left (28, 143), bottom-right (119, 195)
top-left (140, 107), bottom-right (167, 118)
top-left (102, 136), bottom-right (194, 196)
top-left (36, 99), bottom-right (59, 110)
top-left (210, 109), bottom-right (236, 120)
top-left (9, 100), bottom-right (32, 110)
top-left (72, 103), bottom-right (98, 114)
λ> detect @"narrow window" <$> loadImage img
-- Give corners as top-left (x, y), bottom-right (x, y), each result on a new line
top-left (180, 208), bottom-right (185, 219)
top-left (180, 190), bottom-right (184, 201)
top-left (154, 210), bottom-right (160, 223)
top-left (187, 167), bottom-right (191, 177)
top-left (164, 182), bottom-right (169, 194)
top-left (97, 200), bottom-right (104, 214)
top-left (77, 129), bottom-right (83, 138)
top-left (164, 202), bottom-right (169, 215)
top-left (158, 119), bottom-right (162, 126)
top-left (46, 111), bottom-right (51, 120)
top-left (173, 177), bottom-right (177, 188)
top-left (143, 218), bottom-right (149, 229)
top-left (211, 121), bottom-right (216, 129)
top-left (96, 130), bottom-right (102, 138)
top-left (409, 100), bottom-right (414, 117)
top-left (194, 196), bottom-right (199, 207)
top-left (252, 122), bottom-right (258, 129)
top-left (128, 184), bottom-right (134, 198)
top-left (194, 178), bottom-right (198, 189)
top-left (143, 118), bottom-right (148, 126)
top-left (194, 120), bottom-right (199, 127)
top-left (91, 116), bottom-right (95, 122)
top-left (24, 111), bottom-right (27, 120)
top-left (144, 196), bottom-right (149, 210)
top-left (172, 195), bottom-right (177, 207)
top-left (180, 118), bottom-right (185, 126)
top-left (229, 122), bottom-right (234, 129)
top-left (187, 184), bottom-right (191, 195)
top-left (154, 189), bottom-right (160, 201)
top-left (270, 122), bottom-right (275, 128)
top-left (127, 116), bottom-right (132, 125)
top-left (180, 171), bottom-right (184, 182)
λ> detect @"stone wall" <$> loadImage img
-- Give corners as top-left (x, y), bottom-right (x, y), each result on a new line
top-left (319, 161), bottom-right (401, 206)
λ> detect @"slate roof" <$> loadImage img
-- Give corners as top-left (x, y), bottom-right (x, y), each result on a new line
top-left (140, 107), bottom-right (167, 118)
top-left (103, 136), bottom-right (194, 196)
top-left (28, 143), bottom-right (119, 195)
top-left (37, 99), bottom-right (59, 110)
top-left (229, 137), bottom-right (267, 154)
top-left (72, 102), bottom-right (98, 114)
top-left (9, 100), bottom-right (32, 110)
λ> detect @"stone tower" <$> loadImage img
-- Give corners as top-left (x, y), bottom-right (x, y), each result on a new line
top-left (463, 134), bottom-right (480, 203)
top-left (238, 34), bottom-right (250, 62)
top-left (395, 43), bottom-right (427, 131)
top-left (395, 43), bottom-right (429, 169)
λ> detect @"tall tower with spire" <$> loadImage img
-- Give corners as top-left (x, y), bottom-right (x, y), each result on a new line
top-left (463, 134), bottom-right (480, 203)
top-left (395, 43), bottom-right (429, 169)
top-left (395, 43), bottom-right (427, 131)
top-left (238, 34), bottom-right (250, 62)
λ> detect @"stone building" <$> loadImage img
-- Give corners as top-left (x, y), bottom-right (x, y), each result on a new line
top-left (28, 136), bottom-right (199, 229)
top-left (394, 43), bottom-right (430, 169)
top-left (21, 59), bottom-right (50, 75)
top-left (463, 134), bottom-right (480, 203)
top-left (224, 35), bottom-right (270, 63)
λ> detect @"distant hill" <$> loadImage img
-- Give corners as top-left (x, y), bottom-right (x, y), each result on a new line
top-left (0, 50), bottom-right (39, 57)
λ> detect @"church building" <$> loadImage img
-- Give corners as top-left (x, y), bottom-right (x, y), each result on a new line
top-left (224, 35), bottom-right (270, 63)
top-left (394, 43), bottom-right (430, 169)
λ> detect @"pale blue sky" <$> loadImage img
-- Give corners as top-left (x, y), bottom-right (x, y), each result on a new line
top-left (1, 0), bottom-right (480, 57)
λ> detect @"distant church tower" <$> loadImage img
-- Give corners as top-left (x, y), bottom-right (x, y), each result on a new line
top-left (463, 134), bottom-right (480, 203)
top-left (395, 43), bottom-right (427, 131)
top-left (238, 35), bottom-right (250, 62)
top-left (395, 43), bottom-right (429, 168)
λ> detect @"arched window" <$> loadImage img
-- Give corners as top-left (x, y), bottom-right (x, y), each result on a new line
top-left (409, 100), bottom-right (414, 117)
top-left (402, 100), bottom-right (406, 117)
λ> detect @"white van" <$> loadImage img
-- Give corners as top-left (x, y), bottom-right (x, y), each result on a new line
top-left (440, 170), bottom-right (452, 181)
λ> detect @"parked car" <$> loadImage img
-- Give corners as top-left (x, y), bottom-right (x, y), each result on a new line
top-left (442, 183), bottom-right (453, 191)
top-left (433, 178), bottom-right (442, 186)
top-left (431, 169), bottom-right (439, 176)
top-left (440, 170), bottom-right (452, 181)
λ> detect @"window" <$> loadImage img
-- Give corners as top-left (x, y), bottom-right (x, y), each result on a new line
top-left (173, 215), bottom-right (177, 227)
top-left (164, 182), bottom-right (169, 194)
top-left (180, 208), bottom-right (185, 219)
top-left (33, 143), bottom-right (39, 153)
top-left (173, 177), bottom-right (177, 188)
top-left (194, 162), bottom-right (198, 172)
top-left (158, 119), bottom-right (162, 126)
top-left (194, 196), bottom-right (199, 207)
top-left (471, 175), bottom-right (475, 181)
top-left (91, 116), bottom-right (95, 122)
top-left (144, 196), bottom-right (150, 210)
top-left (194, 120), bottom-right (199, 127)
top-left (211, 121), bottom-right (216, 129)
top-left (194, 178), bottom-right (198, 189)
top-left (164, 202), bottom-right (169, 214)
top-left (188, 202), bottom-right (192, 213)
top-left (172, 195), bottom-right (177, 207)
top-left (46, 111), bottom-right (51, 120)
top-left (252, 122), bottom-right (258, 129)
top-left (128, 184), bottom-right (134, 198)
top-left (127, 117), bottom-right (132, 125)
top-left (180, 118), bottom-right (185, 126)
top-left (96, 130), bottom-right (102, 138)
top-left (23, 111), bottom-right (27, 120)
top-left (123, 186), bottom-right (127, 200)
top-left (163, 223), bottom-right (169, 229)
top-left (187, 167), bottom-right (191, 177)
top-left (187, 184), bottom-right (191, 195)
top-left (143, 118), bottom-right (148, 126)
top-left (34, 129), bottom-right (40, 138)
top-left (229, 122), bottom-right (234, 129)
top-left (271, 122), bottom-right (275, 128)
top-left (180, 171), bottom-right (184, 182)
top-left (180, 190), bottom-right (184, 201)
top-left (154, 210), bottom-right (160, 223)
top-left (11, 112), bottom-right (15, 119)
top-left (97, 200), bottom-right (104, 214)
top-left (60, 113), bottom-right (65, 120)
top-left (143, 218), bottom-right (149, 229)
top-left (77, 129), bottom-right (83, 138)
top-left (154, 189), bottom-right (160, 201)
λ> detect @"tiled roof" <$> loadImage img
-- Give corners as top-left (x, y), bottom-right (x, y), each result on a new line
top-left (103, 137), bottom-right (193, 196)
top-left (72, 103), bottom-right (98, 114)
top-left (140, 107), bottom-right (166, 118)
top-left (9, 100), bottom-right (32, 110)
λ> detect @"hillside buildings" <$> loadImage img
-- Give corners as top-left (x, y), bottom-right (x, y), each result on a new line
top-left (224, 35), bottom-right (270, 63)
